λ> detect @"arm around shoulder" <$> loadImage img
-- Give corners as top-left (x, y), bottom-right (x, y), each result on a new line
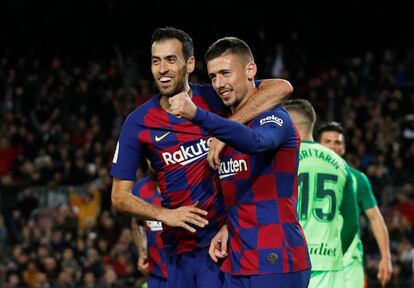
top-left (229, 79), bottom-right (293, 124)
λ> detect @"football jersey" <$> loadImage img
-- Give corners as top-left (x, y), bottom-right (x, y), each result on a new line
top-left (297, 141), bottom-right (355, 271)
top-left (343, 168), bottom-right (377, 266)
top-left (111, 83), bottom-right (227, 256)
top-left (132, 177), bottom-right (167, 278)
top-left (192, 105), bottom-right (311, 275)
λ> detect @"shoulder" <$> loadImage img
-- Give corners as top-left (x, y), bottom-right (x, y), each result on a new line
top-left (350, 167), bottom-right (371, 185)
top-left (191, 82), bottom-right (227, 114)
top-left (254, 105), bottom-right (292, 127)
top-left (123, 96), bottom-right (158, 125)
top-left (350, 167), bottom-right (366, 179)
top-left (191, 82), bottom-right (215, 96)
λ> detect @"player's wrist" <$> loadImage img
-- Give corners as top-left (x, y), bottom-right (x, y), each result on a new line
top-left (381, 254), bottom-right (391, 261)
top-left (156, 206), bottom-right (170, 223)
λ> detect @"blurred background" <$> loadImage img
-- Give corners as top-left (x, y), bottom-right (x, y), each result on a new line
top-left (1, 1), bottom-right (413, 287)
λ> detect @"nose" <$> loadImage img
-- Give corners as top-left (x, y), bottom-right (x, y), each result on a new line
top-left (214, 75), bottom-right (225, 88)
top-left (159, 60), bottom-right (169, 74)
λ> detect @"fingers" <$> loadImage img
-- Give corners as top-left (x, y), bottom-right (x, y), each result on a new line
top-left (220, 236), bottom-right (228, 257)
top-left (207, 139), bottom-right (224, 169)
top-left (138, 257), bottom-right (149, 275)
top-left (168, 92), bottom-right (195, 119)
top-left (209, 242), bottom-right (219, 263)
top-left (180, 222), bottom-right (197, 233)
top-left (186, 205), bottom-right (208, 216)
top-left (382, 272), bottom-right (392, 287)
top-left (213, 150), bottom-right (221, 169)
top-left (377, 261), bottom-right (392, 287)
top-left (215, 249), bottom-right (227, 259)
top-left (168, 93), bottom-right (184, 115)
top-left (207, 149), bottom-right (216, 169)
top-left (207, 142), bottom-right (220, 169)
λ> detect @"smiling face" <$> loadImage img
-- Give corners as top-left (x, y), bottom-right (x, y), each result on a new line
top-left (151, 38), bottom-right (195, 97)
top-left (207, 53), bottom-right (256, 109)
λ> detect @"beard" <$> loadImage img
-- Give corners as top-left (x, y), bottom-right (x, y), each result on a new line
top-left (156, 67), bottom-right (188, 97)
top-left (158, 83), bottom-right (185, 97)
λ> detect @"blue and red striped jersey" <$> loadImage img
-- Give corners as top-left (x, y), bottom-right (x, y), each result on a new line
top-left (132, 177), bottom-right (167, 278)
top-left (110, 83), bottom-right (227, 256)
top-left (192, 105), bottom-right (311, 275)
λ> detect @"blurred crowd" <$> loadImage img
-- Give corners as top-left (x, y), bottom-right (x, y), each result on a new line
top-left (1, 29), bottom-right (414, 287)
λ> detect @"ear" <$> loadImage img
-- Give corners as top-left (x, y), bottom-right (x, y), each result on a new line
top-left (246, 62), bottom-right (257, 81)
top-left (187, 56), bottom-right (195, 73)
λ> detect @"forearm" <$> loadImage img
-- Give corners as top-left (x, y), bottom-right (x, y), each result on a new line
top-left (229, 79), bottom-right (292, 124)
top-left (193, 108), bottom-right (277, 153)
top-left (131, 218), bottom-right (146, 253)
top-left (111, 178), bottom-right (166, 221)
top-left (367, 207), bottom-right (391, 259)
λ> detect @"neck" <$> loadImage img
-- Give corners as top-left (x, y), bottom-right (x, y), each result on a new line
top-left (231, 82), bottom-right (256, 113)
top-left (299, 130), bottom-right (314, 141)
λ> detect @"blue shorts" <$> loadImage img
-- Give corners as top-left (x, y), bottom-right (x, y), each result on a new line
top-left (224, 269), bottom-right (311, 288)
top-left (148, 274), bottom-right (167, 288)
top-left (167, 247), bottom-right (224, 288)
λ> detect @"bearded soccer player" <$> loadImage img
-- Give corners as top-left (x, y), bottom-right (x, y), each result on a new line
top-left (110, 27), bottom-right (292, 288)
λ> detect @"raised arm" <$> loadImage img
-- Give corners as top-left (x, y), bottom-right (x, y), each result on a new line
top-left (190, 108), bottom-right (290, 154)
top-left (229, 79), bottom-right (293, 124)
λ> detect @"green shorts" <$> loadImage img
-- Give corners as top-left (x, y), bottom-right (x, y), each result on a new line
top-left (308, 270), bottom-right (344, 288)
top-left (344, 260), bottom-right (364, 288)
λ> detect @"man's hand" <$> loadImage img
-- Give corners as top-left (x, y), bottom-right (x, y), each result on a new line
top-left (208, 225), bottom-right (229, 262)
top-left (207, 138), bottom-right (226, 169)
top-left (377, 257), bottom-right (392, 287)
top-left (169, 92), bottom-right (197, 120)
top-left (137, 251), bottom-right (149, 275)
top-left (159, 201), bottom-right (208, 233)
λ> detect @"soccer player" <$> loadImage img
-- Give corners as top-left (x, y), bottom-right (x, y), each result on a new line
top-left (284, 99), bottom-right (359, 288)
top-left (110, 27), bottom-right (292, 288)
top-left (131, 176), bottom-right (167, 288)
top-left (169, 37), bottom-right (310, 288)
top-left (317, 121), bottom-right (392, 288)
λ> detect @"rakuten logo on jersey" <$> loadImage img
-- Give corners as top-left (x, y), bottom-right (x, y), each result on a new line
top-left (162, 138), bottom-right (212, 166)
top-left (219, 158), bottom-right (248, 179)
top-left (260, 115), bottom-right (283, 126)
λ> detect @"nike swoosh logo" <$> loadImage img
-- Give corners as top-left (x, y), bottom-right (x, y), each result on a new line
top-left (155, 132), bottom-right (171, 142)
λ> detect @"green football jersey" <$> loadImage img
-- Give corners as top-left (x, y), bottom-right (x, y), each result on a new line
top-left (343, 168), bottom-right (377, 266)
top-left (298, 141), bottom-right (358, 271)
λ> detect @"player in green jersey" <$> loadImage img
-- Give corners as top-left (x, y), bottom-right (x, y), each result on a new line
top-left (285, 99), bottom-right (359, 288)
top-left (317, 121), bottom-right (392, 288)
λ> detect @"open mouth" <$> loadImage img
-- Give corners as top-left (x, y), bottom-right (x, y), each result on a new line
top-left (159, 76), bottom-right (173, 87)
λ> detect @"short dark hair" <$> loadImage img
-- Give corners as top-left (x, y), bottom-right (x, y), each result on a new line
top-left (151, 27), bottom-right (194, 61)
top-left (204, 37), bottom-right (254, 65)
top-left (284, 99), bottom-right (316, 128)
top-left (316, 121), bottom-right (345, 142)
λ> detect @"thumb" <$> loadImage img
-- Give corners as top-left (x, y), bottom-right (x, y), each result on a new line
top-left (220, 237), bottom-right (227, 255)
top-left (191, 201), bottom-right (200, 207)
